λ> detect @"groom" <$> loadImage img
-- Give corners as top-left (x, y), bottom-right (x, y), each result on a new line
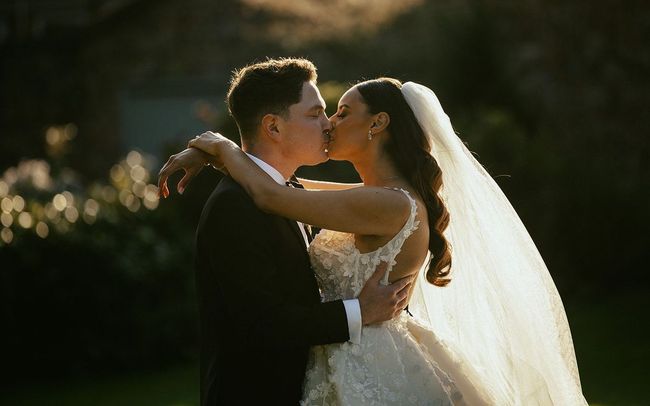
top-left (159, 58), bottom-right (412, 405)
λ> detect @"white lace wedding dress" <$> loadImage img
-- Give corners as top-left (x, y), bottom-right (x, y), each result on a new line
top-left (301, 189), bottom-right (492, 406)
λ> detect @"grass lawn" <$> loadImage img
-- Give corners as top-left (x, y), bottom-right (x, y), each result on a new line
top-left (0, 364), bottom-right (199, 406)
top-left (566, 291), bottom-right (649, 406)
top-left (1, 292), bottom-right (647, 406)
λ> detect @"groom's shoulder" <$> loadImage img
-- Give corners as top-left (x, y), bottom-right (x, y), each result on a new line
top-left (203, 176), bottom-right (258, 216)
top-left (198, 176), bottom-right (269, 238)
top-left (213, 175), bottom-right (246, 196)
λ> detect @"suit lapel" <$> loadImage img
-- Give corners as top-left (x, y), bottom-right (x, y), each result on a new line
top-left (284, 217), bottom-right (308, 251)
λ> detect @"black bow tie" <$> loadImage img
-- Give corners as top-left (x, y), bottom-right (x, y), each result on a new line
top-left (285, 175), bottom-right (304, 189)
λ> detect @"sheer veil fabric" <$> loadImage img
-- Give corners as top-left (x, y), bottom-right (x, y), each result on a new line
top-left (401, 82), bottom-right (588, 405)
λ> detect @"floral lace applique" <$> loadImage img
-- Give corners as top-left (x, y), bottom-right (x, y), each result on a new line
top-left (302, 189), bottom-right (461, 405)
top-left (309, 188), bottom-right (420, 302)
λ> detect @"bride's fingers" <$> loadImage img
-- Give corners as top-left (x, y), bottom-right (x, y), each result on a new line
top-left (159, 178), bottom-right (169, 198)
top-left (189, 139), bottom-right (208, 152)
top-left (158, 163), bottom-right (172, 198)
top-left (177, 168), bottom-right (196, 195)
top-left (188, 134), bottom-right (205, 148)
top-left (158, 155), bottom-right (183, 198)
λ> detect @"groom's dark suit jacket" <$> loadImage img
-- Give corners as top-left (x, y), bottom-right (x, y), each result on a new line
top-left (195, 175), bottom-right (350, 405)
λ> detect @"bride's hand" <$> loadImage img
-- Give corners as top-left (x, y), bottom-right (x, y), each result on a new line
top-left (188, 131), bottom-right (238, 157)
top-left (158, 147), bottom-right (224, 198)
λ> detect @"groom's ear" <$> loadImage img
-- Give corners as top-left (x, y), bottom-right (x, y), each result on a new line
top-left (261, 113), bottom-right (281, 141)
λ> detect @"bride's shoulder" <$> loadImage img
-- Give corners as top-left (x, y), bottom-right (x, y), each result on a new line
top-left (359, 185), bottom-right (412, 205)
top-left (380, 186), bottom-right (418, 209)
top-left (354, 185), bottom-right (414, 222)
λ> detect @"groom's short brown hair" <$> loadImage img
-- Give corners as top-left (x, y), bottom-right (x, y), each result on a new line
top-left (226, 57), bottom-right (317, 144)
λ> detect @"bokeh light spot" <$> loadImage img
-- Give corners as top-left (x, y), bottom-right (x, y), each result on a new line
top-left (110, 165), bottom-right (126, 183)
top-left (126, 151), bottom-right (142, 167)
top-left (84, 199), bottom-right (100, 216)
top-left (63, 123), bottom-right (78, 140)
top-left (12, 195), bottom-right (25, 212)
top-left (119, 190), bottom-right (133, 206)
top-left (127, 198), bottom-right (141, 213)
top-left (45, 127), bottom-right (62, 145)
top-left (64, 206), bottom-right (79, 223)
top-left (62, 191), bottom-right (74, 207)
top-left (53, 194), bottom-right (67, 211)
top-left (1, 212), bottom-right (13, 227)
top-left (132, 181), bottom-right (146, 198)
top-left (35, 221), bottom-right (49, 238)
top-left (1, 227), bottom-right (13, 244)
top-left (130, 165), bottom-right (147, 182)
top-left (1, 197), bottom-right (13, 212)
top-left (18, 212), bottom-right (33, 228)
top-left (83, 213), bottom-right (97, 224)
top-left (143, 185), bottom-right (160, 210)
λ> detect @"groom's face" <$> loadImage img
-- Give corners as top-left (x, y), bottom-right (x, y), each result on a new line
top-left (276, 81), bottom-right (331, 166)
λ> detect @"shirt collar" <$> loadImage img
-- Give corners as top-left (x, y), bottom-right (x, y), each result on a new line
top-left (245, 153), bottom-right (286, 185)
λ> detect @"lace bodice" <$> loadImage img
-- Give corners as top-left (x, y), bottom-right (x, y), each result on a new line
top-left (309, 188), bottom-right (420, 302)
top-left (302, 189), bottom-right (469, 405)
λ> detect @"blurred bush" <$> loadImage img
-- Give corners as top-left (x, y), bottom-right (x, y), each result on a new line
top-left (0, 130), bottom-right (218, 383)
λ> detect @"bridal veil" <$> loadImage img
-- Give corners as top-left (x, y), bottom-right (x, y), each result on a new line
top-left (402, 82), bottom-right (588, 405)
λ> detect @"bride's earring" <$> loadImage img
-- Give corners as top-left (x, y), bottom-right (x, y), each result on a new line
top-left (368, 130), bottom-right (373, 140)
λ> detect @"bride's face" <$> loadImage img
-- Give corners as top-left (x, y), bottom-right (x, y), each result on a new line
top-left (327, 87), bottom-right (375, 161)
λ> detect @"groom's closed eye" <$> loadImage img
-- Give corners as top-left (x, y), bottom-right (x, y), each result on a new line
top-left (307, 104), bottom-right (326, 117)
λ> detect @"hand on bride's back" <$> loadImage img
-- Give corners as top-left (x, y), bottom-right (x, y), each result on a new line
top-left (358, 262), bottom-right (414, 325)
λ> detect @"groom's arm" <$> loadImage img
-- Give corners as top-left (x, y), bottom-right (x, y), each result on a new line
top-left (199, 187), bottom-right (350, 348)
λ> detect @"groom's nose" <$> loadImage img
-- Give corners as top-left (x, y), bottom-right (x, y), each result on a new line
top-left (322, 117), bottom-right (333, 132)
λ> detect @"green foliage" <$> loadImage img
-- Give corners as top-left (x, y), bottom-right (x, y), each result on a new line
top-left (0, 149), bottom-right (215, 382)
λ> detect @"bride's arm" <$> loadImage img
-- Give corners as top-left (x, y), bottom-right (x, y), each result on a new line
top-left (296, 178), bottom-right (363, 191)
top-left (190, 132), bottom-right (410, 236)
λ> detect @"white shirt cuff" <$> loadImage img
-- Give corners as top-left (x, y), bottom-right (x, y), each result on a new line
top-left (343, 299), bottom-right (362, 344)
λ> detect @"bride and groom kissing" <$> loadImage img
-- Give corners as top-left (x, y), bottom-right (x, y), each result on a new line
top-left (158, 57), bottom-right (588, 405)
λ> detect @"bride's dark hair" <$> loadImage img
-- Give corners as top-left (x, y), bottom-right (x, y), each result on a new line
top-left (356, 78), bottom-right (452, 287)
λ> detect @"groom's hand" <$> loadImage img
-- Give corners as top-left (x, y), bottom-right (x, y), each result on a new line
top-left (358, 262), bottom-right (414, 326)
top-left (158, 147), bottom-right (215, 198)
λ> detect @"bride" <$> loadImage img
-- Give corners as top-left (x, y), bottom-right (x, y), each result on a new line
top-left (177, 78), bottom-right (587, 405)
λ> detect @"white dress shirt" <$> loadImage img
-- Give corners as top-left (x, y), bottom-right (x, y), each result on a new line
top-left (246, 153), bottom-right (362, 344)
